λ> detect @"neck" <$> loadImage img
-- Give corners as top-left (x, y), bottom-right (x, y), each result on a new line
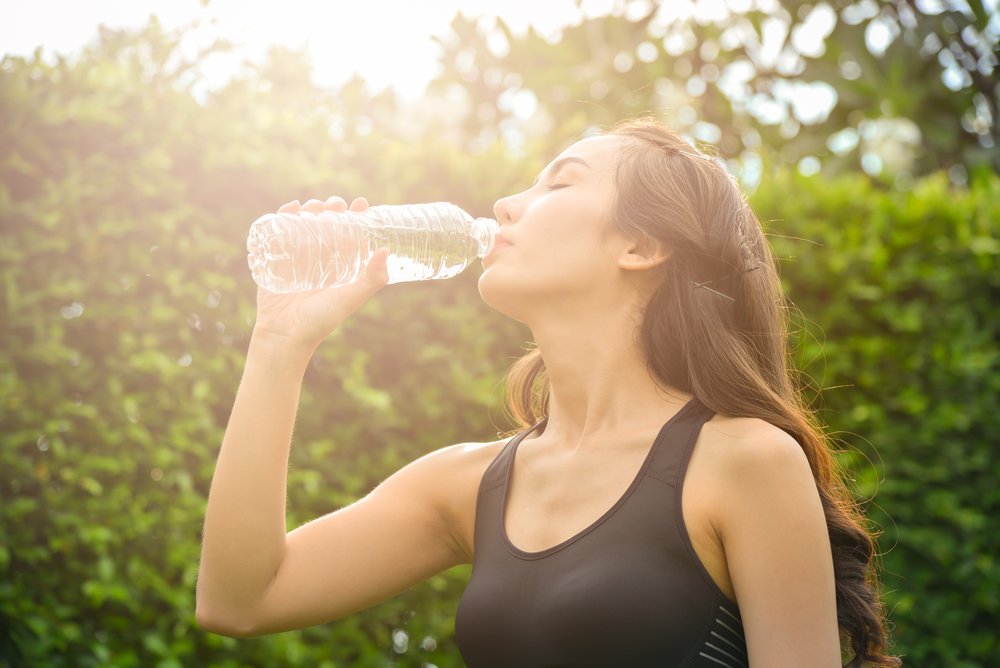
top-left (527, 294), bottom-right (690, 445)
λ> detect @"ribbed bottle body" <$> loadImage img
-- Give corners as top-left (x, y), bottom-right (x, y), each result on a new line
top-left (247, 202), bottom-right (497, 293)
top-left (367, 202), bottom-right (481, 284)
top-left (247, 211), bottom-right (368, 293)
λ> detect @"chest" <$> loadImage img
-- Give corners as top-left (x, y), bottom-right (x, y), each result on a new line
top-left (456, 423), bottom-right (747, 668)
top-left (502, 432), bottom-right (658, 554)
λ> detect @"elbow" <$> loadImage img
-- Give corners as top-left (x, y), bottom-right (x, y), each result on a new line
top-left (196, 599), bottom-right (257, 638)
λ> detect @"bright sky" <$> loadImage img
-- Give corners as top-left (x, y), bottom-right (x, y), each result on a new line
top-left (1, 0), bottom-right (624, 99)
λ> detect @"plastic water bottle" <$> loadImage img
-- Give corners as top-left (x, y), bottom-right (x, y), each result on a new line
top-left (246, 202), bottom-right (500, 293)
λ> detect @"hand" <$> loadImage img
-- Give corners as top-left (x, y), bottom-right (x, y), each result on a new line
top-left (252, 196), bottom-right (389, 353)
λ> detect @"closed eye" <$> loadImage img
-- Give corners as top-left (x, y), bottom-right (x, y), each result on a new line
top-left (547, 183), bottom-right (568, 190)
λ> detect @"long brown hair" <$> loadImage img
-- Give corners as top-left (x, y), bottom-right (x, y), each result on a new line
top-left (503, 117), bottom-right (900, 667)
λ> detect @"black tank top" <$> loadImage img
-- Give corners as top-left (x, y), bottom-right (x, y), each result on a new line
top-left (455, 398), bottom-right (749, 668)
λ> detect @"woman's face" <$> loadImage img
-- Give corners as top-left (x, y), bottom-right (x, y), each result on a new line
top-left (478, 135), bottom-right (637, 322)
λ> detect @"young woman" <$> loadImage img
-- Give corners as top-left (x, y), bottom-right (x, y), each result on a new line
top-left (196, 118), bottom-right (900, 667)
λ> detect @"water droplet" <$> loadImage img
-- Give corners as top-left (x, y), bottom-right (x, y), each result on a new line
top-left (420, 636), bottom-right (437, 651)
top-left (246, 315), bottom-right (255, 328)
top-left (949, 164), bottom-right (968, 185)
top-left (56, 420), bottom-right (69, 432)
top-left (215, 322), bottom-right (225, 333)
top-left (94, 630), bottom-right (108, 643)
top-left (150, 468), bottom-right (163, 481)
top-left (186, 313), bottom-right (203, 330)
top-left (68, 352), bottom-right (80, 366)
top-left (392, 629), bottom-right (408, 653)
top-left (178, 353), bottom-right (192, 367)
top-left (120, 278), bottom-right (130, 291)
top-left (37, 435), bottom-right (49, 451)
top-left (60, 302), bottom-right (84, 319)
top-left (71, 394), bottom-right (82, 406)
top-left (206, 291), bottom-right (221, 308)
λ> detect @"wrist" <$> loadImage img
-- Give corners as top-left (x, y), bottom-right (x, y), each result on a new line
top-left (247, 327), bottom-right (315, 373)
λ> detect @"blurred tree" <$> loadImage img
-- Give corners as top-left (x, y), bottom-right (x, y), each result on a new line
top-left (2, 12), bottom-right (998, 668)
top-left (430, 0), bottom-right (999, 188)
top-left (0, 18), bottom-right (530, 668)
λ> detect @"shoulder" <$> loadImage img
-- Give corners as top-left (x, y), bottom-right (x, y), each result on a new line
top-left (388, 436), bottom-right (510, 504)
top-left (697, 414), bottom-right (814, 489)
top-left (688, 414), bottom-right (822, 532)
top-left (409, 436), bottom-right (510, 483)
top-left (388, 436), bottom-right (511, 561)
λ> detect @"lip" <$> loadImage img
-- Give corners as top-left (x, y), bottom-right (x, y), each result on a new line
top-left (491, 233), bottom-right (513, 252)
top-left (483, 234), bottom-right (512, 265)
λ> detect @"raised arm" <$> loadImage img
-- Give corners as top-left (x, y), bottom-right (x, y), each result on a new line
top-left (196, 197), bottom-right (477, 637)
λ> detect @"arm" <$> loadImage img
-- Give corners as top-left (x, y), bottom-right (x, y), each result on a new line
top-left (708, 419), bottom-right (842, 668)
top-left (195, 197), bottom-right (469, 637)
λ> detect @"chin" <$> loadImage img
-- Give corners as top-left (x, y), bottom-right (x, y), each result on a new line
top-left (477, 267), bottom-right (533, 324)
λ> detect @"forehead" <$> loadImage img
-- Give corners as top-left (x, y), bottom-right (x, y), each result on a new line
top-left (550, 135), bottom-right (621, 169)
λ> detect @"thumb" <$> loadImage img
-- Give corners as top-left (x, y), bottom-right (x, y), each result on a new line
top-left (328, 247), bottom-right (390, 315)
top-left (362, 247), bottom-right (390, 288)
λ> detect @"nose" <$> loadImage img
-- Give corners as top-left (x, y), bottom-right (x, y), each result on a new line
top-left (493, 194), bottom-right (519, 224)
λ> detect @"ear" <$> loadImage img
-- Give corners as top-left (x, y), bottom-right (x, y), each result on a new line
top-left (618, 238), bottom-right (671, 272)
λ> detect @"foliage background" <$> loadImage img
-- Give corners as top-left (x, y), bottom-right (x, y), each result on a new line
top-left (1, 2), bottom-right (999, 667)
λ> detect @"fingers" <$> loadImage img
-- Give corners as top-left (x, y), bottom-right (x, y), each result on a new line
top-left (277, 196), bottom-right (367, 215)
top-left (325, 196), bottom-right (348, 212)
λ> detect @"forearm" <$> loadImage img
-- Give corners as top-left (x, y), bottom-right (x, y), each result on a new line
top-left (197, 330), bottom-right (313, 630)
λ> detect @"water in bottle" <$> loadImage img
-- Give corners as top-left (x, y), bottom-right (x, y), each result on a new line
top-left (246, 202), bottom-right (500, 293)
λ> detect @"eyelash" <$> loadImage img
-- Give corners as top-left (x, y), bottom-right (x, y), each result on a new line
top-left (547, 183), bottom-right (568, 191)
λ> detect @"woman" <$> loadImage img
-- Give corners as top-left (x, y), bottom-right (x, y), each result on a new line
top-left (196, 118), bottom-right (900, 667)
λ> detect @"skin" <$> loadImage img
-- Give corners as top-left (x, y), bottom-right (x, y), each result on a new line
top-left (196, 137), bottom-right (842, 666)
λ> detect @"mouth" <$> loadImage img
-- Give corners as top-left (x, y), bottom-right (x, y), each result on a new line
top-left (488, 233), bottom-right (512, 254)
top-left (483, 234), bottom-right (511, 265)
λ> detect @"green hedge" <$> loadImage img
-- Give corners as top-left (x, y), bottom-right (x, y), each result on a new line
top-left (2, 23), bottom-right (998, 668)
top-left (752, 168), bottom-right (1000, 666)
top-left (0, 24), bottom-right (529, 668)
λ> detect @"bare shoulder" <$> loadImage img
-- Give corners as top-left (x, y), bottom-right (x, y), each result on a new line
top-left (398, 436), bottom-right (511, 561)
top-left (687, 413), bottom-right (821, 535)
top-left (696, 414), bottom-right (814, 489)
top-left (411, 436), bottom-right (509, 489)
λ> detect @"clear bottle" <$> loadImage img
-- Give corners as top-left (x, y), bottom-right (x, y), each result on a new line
top-left (246, 202), bottom-right (500, 293)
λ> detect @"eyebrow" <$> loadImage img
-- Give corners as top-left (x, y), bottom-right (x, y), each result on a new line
top-left (533, 156), bottom-right (591, 186)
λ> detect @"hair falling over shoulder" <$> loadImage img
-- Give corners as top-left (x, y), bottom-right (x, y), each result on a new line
top-left (502, 117), bottom-right (901, 667)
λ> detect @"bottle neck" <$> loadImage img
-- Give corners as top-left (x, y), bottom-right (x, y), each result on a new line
top-left (470, 217), bottom-right (500, 258)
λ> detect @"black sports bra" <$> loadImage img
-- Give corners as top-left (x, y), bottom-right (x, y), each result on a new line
top-left (455, 398), bottom-right (749, 667)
